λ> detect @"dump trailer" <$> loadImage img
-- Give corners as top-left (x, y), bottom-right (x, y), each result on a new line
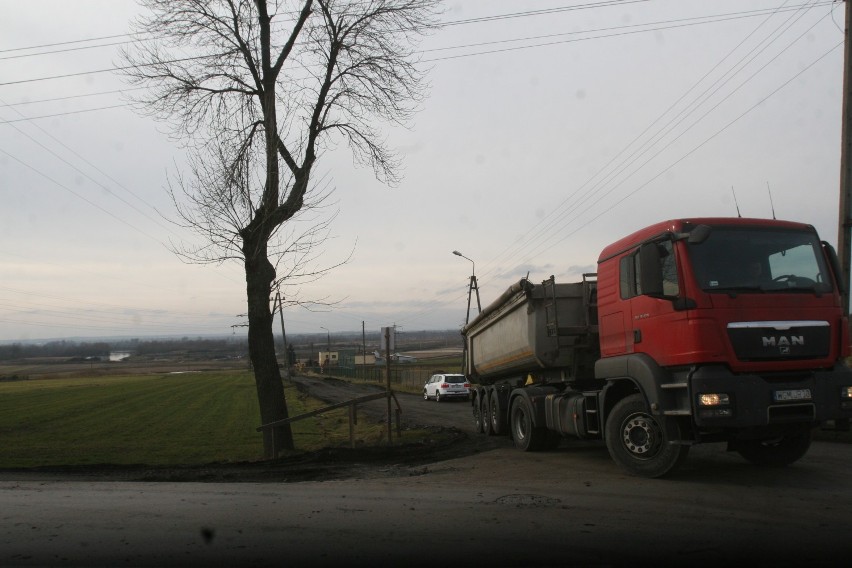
top-left (464, 217), bottom-right (852, 477)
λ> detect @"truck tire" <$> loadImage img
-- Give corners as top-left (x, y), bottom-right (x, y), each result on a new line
top-left (481, 392), bottom-right (494, 436)
top-left (604, 394), bottom-right (689, 478)
top-left (472, 394), bottom-right (484, 433)
top-left (489, 390), bottom-right (505, 436)
top-left (736, 425), bottom-right (812, 467)
top-left (510, 396), bottom-right (550, 451)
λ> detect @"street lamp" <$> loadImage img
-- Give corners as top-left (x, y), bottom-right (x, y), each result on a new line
top-left (452, 250), bottom-right (474, 275)
top-left (452, 250), bottom-right (481, 325)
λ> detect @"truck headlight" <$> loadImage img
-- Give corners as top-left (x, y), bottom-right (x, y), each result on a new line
top-left (697, 393), bottom-right (733, 418)
top-left (699, 393), bottom-right (730, 406)
top-left (842, 386), bottom-right (852, 410)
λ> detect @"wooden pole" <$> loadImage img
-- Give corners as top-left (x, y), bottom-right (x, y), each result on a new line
top-left (385, 326), bottom-right (392, 445)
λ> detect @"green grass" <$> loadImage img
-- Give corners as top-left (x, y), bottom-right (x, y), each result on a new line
top-left (0, 371), bottom-right (424, 468)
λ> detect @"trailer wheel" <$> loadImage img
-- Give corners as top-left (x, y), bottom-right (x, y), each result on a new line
top-left (481, 392), bottom-right (494, 436)
top-left (605, 394), bottom-right (689, 478)
top-left (472, 393), bottom-right (484, 433)
top-left (736, 425), bottom-right (812, 467)
top-left (510, 396), bottom-right (549, 451)
top-left (489, 390), bottom-right (505, 436)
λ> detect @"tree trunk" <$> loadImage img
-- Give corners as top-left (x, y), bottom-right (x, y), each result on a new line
top-left (245, 243), bottom-right (294, 456)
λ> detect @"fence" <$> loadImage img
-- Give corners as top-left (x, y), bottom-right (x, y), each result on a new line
top-left (299, 364), bottom-right (461, 391)
top-left (257, 391), bottom-right (403, 457)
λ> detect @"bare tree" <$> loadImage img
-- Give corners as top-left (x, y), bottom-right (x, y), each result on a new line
top-left (121, 0), bottom-right (442, 456)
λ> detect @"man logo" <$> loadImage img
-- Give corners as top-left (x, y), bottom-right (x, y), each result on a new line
top-left (762, 336), bottom-right (804, 347)
top-left (763, 336), bottom-right (802, 355)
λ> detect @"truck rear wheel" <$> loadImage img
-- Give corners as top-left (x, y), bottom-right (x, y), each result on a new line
top-left (736, 425), bottom-right (811, 467)
top-left (605, 394), bottom-right (689, 478)
top-left (510, 396), bottom-right (550, 451)
top-left (481, 392), bottom-right (494, 436)
top-left (489, 390), bottom-right (505, 435)
top-left (472, 393), bottom-right (484, 433)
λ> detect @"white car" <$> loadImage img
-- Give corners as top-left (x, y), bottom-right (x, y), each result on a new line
top-left (423, 373), bottom-right (471, 402)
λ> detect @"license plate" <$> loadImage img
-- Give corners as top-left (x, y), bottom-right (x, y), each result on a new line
top-left (774, 388), bottom-right (812, 402)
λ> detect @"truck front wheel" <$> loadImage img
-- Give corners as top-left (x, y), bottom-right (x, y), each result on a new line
top-left (605, 394), bottom-right (689, 478)
top-left (735, 425), bottom-right (812, 467)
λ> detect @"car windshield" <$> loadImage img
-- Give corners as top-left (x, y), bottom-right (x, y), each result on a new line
top-left (687, 226), bottom-right (833, 294)
top-left (444, 376), bottom-right (465, 383)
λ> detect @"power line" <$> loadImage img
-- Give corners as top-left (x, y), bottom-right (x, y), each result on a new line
top-left (0, 103), bottom-right (131, 124)
top-left (394, 0), bottom-right (840, 327)
top-left (1, 3), bottom-right (830, 90)
top-left (0, 146), bottom-right (167, 246)
top-left (474, 0), bottom-right (834, 284)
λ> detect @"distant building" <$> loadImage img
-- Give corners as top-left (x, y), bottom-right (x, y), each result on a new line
top-left (319, 351), bottom-right (339, 367)
top-left (354, 353), bottom-right (377, 366)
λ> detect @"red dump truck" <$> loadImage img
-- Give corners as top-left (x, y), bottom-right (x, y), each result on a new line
top-left (463, 217), bottom-right (852, 477)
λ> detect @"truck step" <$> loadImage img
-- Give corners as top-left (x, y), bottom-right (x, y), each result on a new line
top-left (583, 392), bottom-right (601, 435)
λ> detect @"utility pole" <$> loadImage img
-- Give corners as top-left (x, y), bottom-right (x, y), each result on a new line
top-left (274, 291), bottom-right (289, 380)
top-left (839, 0), bottom-right (852, 314)
top-left (383, 326), bottom-right (393, 445)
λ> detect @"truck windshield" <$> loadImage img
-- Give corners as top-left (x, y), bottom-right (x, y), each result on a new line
top-left (687, 226), bottom-right (833, 294)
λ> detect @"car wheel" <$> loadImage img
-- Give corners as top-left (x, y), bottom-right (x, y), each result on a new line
top-left (423, 389), bottom-right (429, 401)
top-left (435, 391), bottom-right (442, 403)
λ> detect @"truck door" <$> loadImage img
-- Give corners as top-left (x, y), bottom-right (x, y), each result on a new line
top-left (626, 239), bottom-right (688, 364)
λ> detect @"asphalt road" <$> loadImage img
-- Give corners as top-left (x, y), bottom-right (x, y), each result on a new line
top-left (3, 376), bottom-right (852, 567)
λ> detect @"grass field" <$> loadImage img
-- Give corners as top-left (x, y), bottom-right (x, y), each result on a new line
top-left (0, 371), bottom-right (412, 468)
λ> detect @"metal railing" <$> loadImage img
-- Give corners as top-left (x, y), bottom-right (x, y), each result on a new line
top-left (256, 390), bottom-right (403, 457)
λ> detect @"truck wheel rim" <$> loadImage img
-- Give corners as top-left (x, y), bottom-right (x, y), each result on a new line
top-left (621, 413), bottom-right (661, 458)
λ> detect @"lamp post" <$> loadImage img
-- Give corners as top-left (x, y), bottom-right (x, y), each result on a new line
top-left (320, 326), bottom-right (330, 370)
top-left (320, 326), bottom-right (330, 353)
top-left (453, 250), bottom-right (481, 325)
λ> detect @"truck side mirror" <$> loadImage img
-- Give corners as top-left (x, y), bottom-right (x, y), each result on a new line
top-left (639, 243), bottom-right (664, 296)
top-left (823, 241), bottom-right (848, 295)
top-left (687, 224), bottom-right (712, 244)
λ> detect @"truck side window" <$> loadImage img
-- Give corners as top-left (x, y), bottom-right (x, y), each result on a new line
top-left (620, 240), bottom-right (678, 299)
top-left (660, 240), bottom-right (679, 296)
top-left (620, 255), bottom-right (634, 299)
top-left (619, 253), bottom-right (643, 298)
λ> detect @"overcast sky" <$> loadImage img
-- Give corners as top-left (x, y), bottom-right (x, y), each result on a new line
top-left (0, 0), bottom-right (846, 342)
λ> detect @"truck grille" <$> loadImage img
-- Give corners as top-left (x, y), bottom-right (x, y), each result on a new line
top-left (727, 321), bottom-right (830, 361)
